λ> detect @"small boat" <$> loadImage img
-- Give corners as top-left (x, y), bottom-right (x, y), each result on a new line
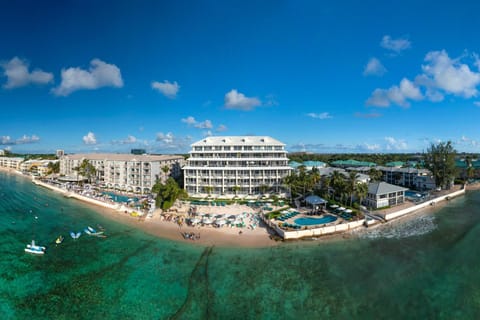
top-left (70, 231), bottom-right (81, 239)
top-left (55, 235), bottom-right (64, 244)
top-left (25, 240), bottom-right (46, 255)
top-left (84, 226), bottom-right (104, 236)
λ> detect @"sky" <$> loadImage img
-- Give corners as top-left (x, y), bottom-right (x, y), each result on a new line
top-left (2, 0), bottom-right (480, 154)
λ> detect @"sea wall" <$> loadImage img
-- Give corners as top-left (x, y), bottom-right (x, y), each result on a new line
top-left (384, 188), bottom-right (465, 221)
top-left (264, 217), bottom-right (365, 240)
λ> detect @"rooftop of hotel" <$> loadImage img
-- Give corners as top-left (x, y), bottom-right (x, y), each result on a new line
top-left (191, 136), bottom-right (285, 147)
top-left (368, 181), bottom-right (408, 195)
top-left (61, 153), bottom-right (184, 162)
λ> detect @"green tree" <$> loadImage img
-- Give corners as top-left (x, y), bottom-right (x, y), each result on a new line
top-left (355, 182), bottom-right (368, 207)
top-left (47, 161), bottom-right (60, 174)
top-left (347, 171), bottom-right (359, 206)
top-left (232, 185), bottom-right (241, 196)
top-left (424, 141), bottom-right (457, 190)
top-left (330, 170), bottom-right (346, 203)
top-left (310, 167), bottom-right (321, 189)
top-left (259, 184), bottom-right (270, 195)
top-left (78, 159), bottom-right (96, 184)
top-left (161, 165), bottom-right (170, 182)
top-left (204, 185), bottom-right (214, 195)
top-left (368, 168), bottom-right (383, 182)
top-left (319, 175), bottom-right (331, 199)
top-left (152, 177), bottom-right (187, 210)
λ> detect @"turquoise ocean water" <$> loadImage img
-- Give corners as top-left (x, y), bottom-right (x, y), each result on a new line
top-left (1, 171), bottom-right (480, 319)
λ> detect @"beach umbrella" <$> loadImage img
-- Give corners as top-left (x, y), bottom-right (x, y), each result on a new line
top-left (190, 217), bottom-right (201, 224)
top-left (330, 204), bottom-right (339, 209)
top-left (215, 219), bottom-right (227, 226)
top-left (202, 218), bottom-right (213, 224)
top-left (338, 207), bottom-right (346, 211)
top-left (344, 209), bottom-right (353, 213)
top-left (228, 215), bottom-right (236, 221)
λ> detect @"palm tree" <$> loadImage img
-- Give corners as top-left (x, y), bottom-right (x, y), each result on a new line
top-left (355, 182), bottom-right (368, 207)
top-left (369, 168), bottom-right (383, 182)
top-left (161, 165), bottom-right (170, 182)
top-left (283, 172), bottom-right (298, 199)
top-left (259, 184), bottom-right (269, 195)
top-left (204, 185), bottom-right (214, 196)
top-left (347, 171), bottom-right (359, 206)
top-left (320, 175), bottom-right (331, 199)
top-left (330, 170), bottom-right (345, 203)
top-left (78, 159), bottom-right (96, 184)
top-left (232, 185), bottom-right (241, 197)
top-left (310, 167), bottom-right (321, 190)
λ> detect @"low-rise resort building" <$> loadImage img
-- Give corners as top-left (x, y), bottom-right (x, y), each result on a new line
top-left (183, 136), bottom-right (292, 197)
top-left (0, 157), bottom-right (24, 170)
top-left (365, 181), bottom-right (408, 209)
top-left (59, 153), bottom-right (185, 193)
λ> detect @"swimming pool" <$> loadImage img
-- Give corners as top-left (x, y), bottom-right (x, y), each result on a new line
top-left (103, 192), bottom-right (139, 203)
top-left (294, 215), bottom-right (338, 226)
top-left (405, 191), bottom-right (423, 199)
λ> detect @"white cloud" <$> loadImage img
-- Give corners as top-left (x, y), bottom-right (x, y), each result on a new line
top-left (203, 130), bottom-right (213, 137)
top-left (366, 50), bottom-right (480, 107)
top-left (363, 57), bottom-right (387, 76)
top-left (151, 80), bottom-right (180, 98)
top-left (306, 112), bottom-right (332, 119)
top-left (224, 89), bottom-right (261, 111)
top-left (156, 132), bottom-right (174, 144)
top-left (181, 116), bottom-right (197, 125)
top-left (194, 120), bottom-right (213, 129)
top-left (380, 35), bottom-right (411, 53)
top-left (216, 124), bottom-right (228, 132)
top-left (1, 57), bottom-right (53, 89)
top-left (366, 78), bottom-right (423, 107)
top-left (83, 132), bottom-right (97, 145)
top-left (357, 143), bottom-right (381, 151)
top-left (420, 50), bottom-right (480, 98)
top-left (120, 135), bottom-right (137, 144)
top-left (154, 132), bottom-right (192, 152)
top-left (52, 59), bottom-right (123, 96)
top-left (0, 136), bottom-right (11, 144)
top-left (474, 101), bottom-right (480, 107)
top-left (385, 137), bottom-right (408, 150)
top-left (457, 135), bottom-right (479, 147)
top-left (0, 134), bottom-right (40, 145)
top-left (181, 116), bottom-right (213, 129)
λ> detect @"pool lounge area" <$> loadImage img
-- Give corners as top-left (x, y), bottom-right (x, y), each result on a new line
top-left (294, 215), bottom-right (337, 226)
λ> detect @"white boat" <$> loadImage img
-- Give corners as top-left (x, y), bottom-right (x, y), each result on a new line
top-left (84, 226), bottom-right (104, 236)
top-left (70, 231), bottom-right (82, 239)
top-left (25, 240), bottom-right (46, 255)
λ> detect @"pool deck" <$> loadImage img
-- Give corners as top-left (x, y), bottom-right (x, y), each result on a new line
top-left (276, 208), bottom-right (350, 231)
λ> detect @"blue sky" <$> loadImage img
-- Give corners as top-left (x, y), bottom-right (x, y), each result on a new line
top-left (2, 0), bottom-right (480, 154)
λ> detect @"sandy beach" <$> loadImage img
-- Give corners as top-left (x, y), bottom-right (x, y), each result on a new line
top-left (2, 168), bottom-right (472, 247)
top-left (77, 201), bottom-right (279, 248)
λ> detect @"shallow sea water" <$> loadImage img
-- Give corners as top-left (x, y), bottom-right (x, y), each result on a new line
top-left (2, 171), bottom-right (480, 319)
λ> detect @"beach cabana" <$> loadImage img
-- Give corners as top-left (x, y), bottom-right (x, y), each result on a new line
top-left (305, 195), bottom-right (327, 206)
top-left (305, 195), bottom-right (327, 214)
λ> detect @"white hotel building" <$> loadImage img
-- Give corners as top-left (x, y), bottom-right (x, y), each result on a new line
top-left (183, 136), bottom-right (292, 197)
top-left (0, 157), bottom-right (24, 170)
top-left (60, 154), bottom-right (185, 193)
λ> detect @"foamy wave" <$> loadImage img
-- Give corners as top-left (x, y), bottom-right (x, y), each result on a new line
top-left (358, 215), bottom-right (436, 239)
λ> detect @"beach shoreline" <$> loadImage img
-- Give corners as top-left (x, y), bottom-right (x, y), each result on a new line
top-left (1, 167), bottom-right (473, 246)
